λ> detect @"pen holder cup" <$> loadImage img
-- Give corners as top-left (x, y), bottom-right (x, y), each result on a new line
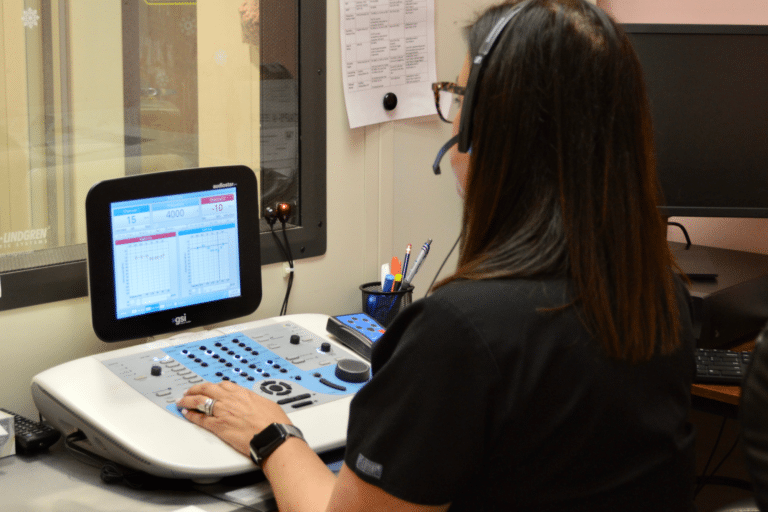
top-left (360, 281), bottom-right (414, 327)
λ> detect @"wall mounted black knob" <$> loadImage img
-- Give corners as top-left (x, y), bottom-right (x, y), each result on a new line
top-left (383, 92), bottom-right (398, 111)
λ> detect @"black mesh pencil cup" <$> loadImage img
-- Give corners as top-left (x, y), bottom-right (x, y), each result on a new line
top-left (360, 281), bottom-right (413, 327)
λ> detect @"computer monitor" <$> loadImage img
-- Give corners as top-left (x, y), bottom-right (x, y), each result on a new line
top-left (624, 24), bottom-right (768, 218)
top-left (85, 165), bottom-right (262, 342)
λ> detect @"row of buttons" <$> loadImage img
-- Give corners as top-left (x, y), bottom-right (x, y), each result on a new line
top-left (177, 344), bottom-right (288, 380)
top-left (154, 359), bottom-right (204, 402)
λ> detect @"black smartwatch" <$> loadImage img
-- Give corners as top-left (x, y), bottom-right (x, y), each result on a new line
top-left (249, 423), bottom-right (305, 467)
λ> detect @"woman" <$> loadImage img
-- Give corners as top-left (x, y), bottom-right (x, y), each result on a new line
top-left (178, 1), bottom-right (696, 510)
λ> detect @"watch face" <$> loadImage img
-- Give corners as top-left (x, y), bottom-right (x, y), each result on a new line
top-left (250, 423), bottom-right (285, 466)
top-left (249, 423), bottom-right (305, 466)
top-left (254, 423), bottom-right (283, 445)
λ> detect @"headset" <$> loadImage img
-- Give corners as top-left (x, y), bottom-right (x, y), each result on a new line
top-left (431, 0), bottom-right (618, 175)
top-left (432, 1), bottom-right (528, 174)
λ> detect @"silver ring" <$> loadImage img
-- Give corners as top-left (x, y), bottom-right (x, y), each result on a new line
top-left (199, 397), bottom-right (217, 417)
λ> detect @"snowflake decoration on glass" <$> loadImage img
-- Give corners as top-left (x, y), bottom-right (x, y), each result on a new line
top-left (214, 50), bottom-right (227, 67)
top-left (154, 69), bottom-right (170, 88)
top-left (22, 7), bottom-right (41, 29)
top-left (179, 16), bottom-right (196, 37)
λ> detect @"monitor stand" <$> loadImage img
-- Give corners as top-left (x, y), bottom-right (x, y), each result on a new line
top-left (671, 243), bottom-right (718, 280)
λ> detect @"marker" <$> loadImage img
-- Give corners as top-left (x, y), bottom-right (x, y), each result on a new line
top-left (382, 274), bottom-right (395, 293)
top-left (381, 263), bottom-right (390, 288)
top-left (402, 239), bottom-right (432, 286)
top-left (390, 257), bottom-right (401, 278)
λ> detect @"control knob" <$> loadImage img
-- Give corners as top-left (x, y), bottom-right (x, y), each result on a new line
top-left (334, 359), bottom-right (371, 383)
top-left (150, 365), bottom-right (162, 376)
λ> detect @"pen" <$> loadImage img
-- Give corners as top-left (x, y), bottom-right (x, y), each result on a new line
top-left (400, 244), bottom-right (412, 287)
top-left (402, 239), bottom-right (432, 286)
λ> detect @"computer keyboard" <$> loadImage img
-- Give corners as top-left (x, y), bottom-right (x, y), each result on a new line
top-left (694, 347), bottom-right (752, 385)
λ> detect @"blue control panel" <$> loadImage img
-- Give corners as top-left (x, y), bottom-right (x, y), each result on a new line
top-left (326, 313), bottom-right (386, 360)
top-left (101, 321), bottom-right (370, 418)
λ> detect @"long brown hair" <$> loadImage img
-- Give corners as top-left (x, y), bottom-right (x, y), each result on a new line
top-left (436, 0), bottom-right (681, 363)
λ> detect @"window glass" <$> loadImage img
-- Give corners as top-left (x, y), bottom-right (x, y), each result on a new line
top-left (0, 0), bottom-right (323, 311)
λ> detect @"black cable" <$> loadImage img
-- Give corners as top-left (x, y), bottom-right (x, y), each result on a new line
top-left (64, 431), bottom-right (105, 469)
top-left (266, 202), bottom-right (295, 316)
top-left (694, 416), bottom-right (728, 498)
top-left (425, 234), bottom-right (461, 298)
top-left (63, 431), bottom-right (160, 488)
top-left (268, 224), bottom-right (293, 316)
top-left (668, 221), bottom-right (692, 249)
top-left (279, 221), bottom-right (294, 316)
top-left (704, 433), bottom-right (743, 488)
top-left (281, 270), bottom-right (294, 316)
top-left (264, 204), bottom-right (294, 316)
top-left (269, 226), bottom-right (290, 262)
top-left (281, 221), bottom-right (294, 264)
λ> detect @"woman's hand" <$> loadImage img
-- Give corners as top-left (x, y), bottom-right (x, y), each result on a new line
top-left (177, 380), bottom-right (291, 457)
top-left (178, 382), bottom-right (450, 512)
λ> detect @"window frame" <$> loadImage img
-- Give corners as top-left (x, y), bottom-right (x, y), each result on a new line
top-left (0, 0), bottom-right (326, 312)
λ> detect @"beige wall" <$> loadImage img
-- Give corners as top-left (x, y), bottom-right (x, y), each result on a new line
top-left (599, 0), bottom-right (768, 254)
top-left (0, 0), bottom-right (479, 418)
top-left (3, 0), bottom-right (754, 418)
top-left (600, 0), bottom-right (767, 24)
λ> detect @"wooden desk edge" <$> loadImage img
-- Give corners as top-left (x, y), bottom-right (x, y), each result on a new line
top-left (692, 382), bottom-right (741, 406)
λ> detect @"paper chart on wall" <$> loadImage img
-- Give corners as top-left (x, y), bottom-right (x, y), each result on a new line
top-left (340, 0), bottom-right (437, 129)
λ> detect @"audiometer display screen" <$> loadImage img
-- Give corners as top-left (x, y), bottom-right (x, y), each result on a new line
top-left (86, 165), bottom-right (261, 342)
top-left (111, 188), bottom-right (241, 320)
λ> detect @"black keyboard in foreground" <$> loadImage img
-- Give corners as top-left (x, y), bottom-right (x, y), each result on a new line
top-left (695, 348), bottom-right (752, 385)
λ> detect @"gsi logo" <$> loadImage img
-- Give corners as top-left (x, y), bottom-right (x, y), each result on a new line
top-left (172, 314), bottom-right (189, 326)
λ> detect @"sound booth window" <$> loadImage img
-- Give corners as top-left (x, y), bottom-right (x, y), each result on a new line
top-left (0, 0), bottom-right (326, 311)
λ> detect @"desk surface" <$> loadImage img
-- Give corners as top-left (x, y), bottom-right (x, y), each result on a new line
top-left (0, 440), bottom-right (276, 512)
